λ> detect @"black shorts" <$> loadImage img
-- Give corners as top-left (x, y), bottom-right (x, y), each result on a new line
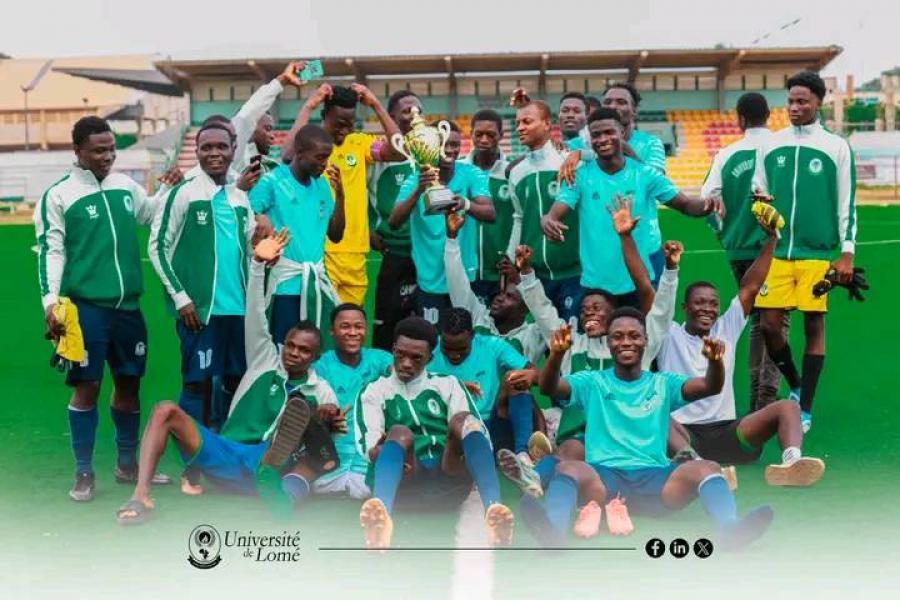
top-left (393, 456), bottom-right (472, 512)
top-left (685, 420), bottom-right (762, 465)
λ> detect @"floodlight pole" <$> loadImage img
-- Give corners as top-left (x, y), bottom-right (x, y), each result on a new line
top-left (22, 87), bottom-right (30, 151)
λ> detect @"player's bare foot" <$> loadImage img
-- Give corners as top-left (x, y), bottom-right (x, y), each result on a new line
top-left (764, 457), bottom-right (825, 487)
top-left (360, 498), bottom-right (393, 549)
top-left (605, 496), bottom-right (634, 536)
top-left (573, 501), bottom-right (603, 538)
top-left (721, 465), bottom-right (738, 491)
top-left (180, 475), bottom-right (205, 496)
top-left (527, 431), bottom-right (553, 463)
top-left (485, 503), bottom-right (515, 547)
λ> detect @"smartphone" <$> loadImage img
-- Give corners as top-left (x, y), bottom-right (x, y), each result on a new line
top-left (298, 60), bottom-right (324, 82)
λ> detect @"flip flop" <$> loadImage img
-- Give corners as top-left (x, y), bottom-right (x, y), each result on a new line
top-left (116, 499), bottom-right (154, 526)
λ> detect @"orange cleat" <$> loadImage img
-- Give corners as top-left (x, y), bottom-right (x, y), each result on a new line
top-left (605, 496), bottom-right (634, 536)
top-left (485, 503), bottom-right (515, 547)
top-left (360, 498), bottom-right (393, 549)
top-left (573, 501), bottom-right (603, 538)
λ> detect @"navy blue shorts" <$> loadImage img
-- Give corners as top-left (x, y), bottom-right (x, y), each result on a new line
top-left (590, 463), bottom-right (678, 513)
top-left (177, 315), bottom-right (246, 384)
top-left (415, 290), bottom-right (451, 325)
top-left (66, 299), bottom-right (147, 386)
top-left (269, 294), bottom-right (300, 349)
top-left (181, 424), bottom-right (268, 495)
top-left (540, 276), bottom-right (583, 324)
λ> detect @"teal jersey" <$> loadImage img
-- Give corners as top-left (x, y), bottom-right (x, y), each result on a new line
top-left (428, 333), bottom-right (528, 415)
top-left (397, 161), bottom-right (490, 294)
top-left (565, 135), bottom-right (588, 151)
top-left (628, 129), bottom-right (667, 174)
top-left (463, 153), bottom-right (512, 281)
top-left (314, 348), bottom-right (393, 478)
top-left (564, 369), bottom-right (688, 469)
top-left (368, 161), bottom-right (415, 257)
top-left (249, 164), bottom-right (335, 294)
top-left (211, 188), bottom-right (246, 315)
top-left (557, 158), bottom-right (677, 293)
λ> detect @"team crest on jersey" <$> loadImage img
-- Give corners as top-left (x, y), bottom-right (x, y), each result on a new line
top-left (547, 181), bottom-right (560, 198)
top-left (85, 204), bottom-right (99, 220)
top-left (776, 155), bottom-right (787, 168)
top-left (759, 283), bottom-right (769, 297)
top-left (123, 194), bottom-right (133, 214)
top-left (345, 154), bottom-right (357, 167)
top-left (808, 158), bottom-right (823, 175)
top-left (270, 384), bottom-right (280, 395)
top-left (134, 342), bottom-right (146, 357)
top-left (427, 397), bottom-right (441, 416)
top-left (497, 184), bottom-right (511, 200)
top-left (394, 173), bottom-right (407, 185)
top-left (196, 210), bottom-right (209, 226)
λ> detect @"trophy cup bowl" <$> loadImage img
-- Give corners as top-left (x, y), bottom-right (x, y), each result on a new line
top-left (391, 108), bottom-right (457, 214)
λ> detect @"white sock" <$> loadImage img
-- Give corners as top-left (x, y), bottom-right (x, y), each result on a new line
top-left (782, 446), bottom-right (802, 466)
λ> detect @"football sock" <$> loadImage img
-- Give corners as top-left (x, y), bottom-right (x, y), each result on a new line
top-left (508, 393), bottom-right (534, 454)
top-left (280, 473), bottom-right (310, 505)
top-left (178, 388), bottom-right (204, 422)
top-left (462, 430), bottom-right (502, 509)
top-left (769, 344), bottom-right (801, 390)
top-left (698, 473), bottom-right (738, 526)
top-left (545, 473), bottom-right (578, 534)
top-left (372, 440), bottom-right (405, 514)
top-left (68, 405), bottom-right (98, 475)
top-left (782, 446), bottom-right (802, 465)
top-left (110, 407), bottom-right (140, 468)
top-left (535, 456), bottom-right (560, 488)
top-left (800, 354), bottom-right (825, 413)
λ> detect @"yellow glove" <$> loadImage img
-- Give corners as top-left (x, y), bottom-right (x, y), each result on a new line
top-left (52, 298), bottom-right (85, 364)
top-left (751, 200), bottom-right (785, 233)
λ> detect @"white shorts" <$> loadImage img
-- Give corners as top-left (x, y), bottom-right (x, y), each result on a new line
top-left (313, 471), bottom-right (371, 500)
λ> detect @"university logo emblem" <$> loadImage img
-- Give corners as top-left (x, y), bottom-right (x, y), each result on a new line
top-left (270, 384), bottom-right (280, 395)
top-left (86, 204), bottom-right (99, 219)
top-left (497, 184), bottom-right (511, 200)
top-left (808, 158), bottom-right (823, 175)
top-left (123, 194), bottom-right (133, 213)
top-left (759, 283), bottom-right (769, 297)
top-left (395, 173), bottom-right (406, 185)
top-left (134, 342), bottom-right (146, 357)
top-left (776, 155), bottom-right (787, 168)
top-left (547, 181), bottom-right (560, 198)
top-left (427, 397), bottom-right (441, 416)
top-left (196, 210), bottom-right (209, 226)
top-left (346, 154), bottom-right (357, 167)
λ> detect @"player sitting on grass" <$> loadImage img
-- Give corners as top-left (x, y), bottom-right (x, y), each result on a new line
top-left (429, 306), bottom-right (539, 455)
top-left (655, 202), bottom-right (825, 487)
top-left (115, 234), bottom-right (343, 524)
top-left (522, 309), bottom-right (773, 549)
top-left (497, 237), bottom-right (679, 497)
top-left (355, 317), bottom-right (514, 549)
top-left (444, 209), bottom-right (546, 365)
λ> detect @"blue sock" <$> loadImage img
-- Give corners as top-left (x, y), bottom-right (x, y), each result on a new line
top-left (462, 430), bottom-right (501, 509)
top-left (178, 388), bottom-right (204, 422)
top-left (280, 474), bottom-right (310, 505)
top-left (373, 441), bottom-right (405, 514)
top-left (535, 456), bottom-right (560, 488)
top-left (545, 473), bottom-right (578, 534)
top-left (68, 406), bottom-right (98, 475)
top-left (698, 474), bottom-right (738, 526)
top-left (508, 393), bottom-right (534, 454)
top-left (110, 407), bottom-right (140, 468)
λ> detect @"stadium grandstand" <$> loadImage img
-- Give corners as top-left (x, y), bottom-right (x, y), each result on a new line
top-left (155, 46), bottom-right (842, 187)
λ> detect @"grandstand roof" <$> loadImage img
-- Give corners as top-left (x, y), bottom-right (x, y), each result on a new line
top-left (156, 46), bottom-right (842, 87)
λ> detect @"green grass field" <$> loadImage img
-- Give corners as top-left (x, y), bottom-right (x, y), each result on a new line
top-left (2, 208), bottom-right (899, 597)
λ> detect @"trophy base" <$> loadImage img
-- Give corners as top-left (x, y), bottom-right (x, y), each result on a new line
top-left (424, 186), bottom-right (457, 215)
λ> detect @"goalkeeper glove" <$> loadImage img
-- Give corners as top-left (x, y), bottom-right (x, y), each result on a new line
top-left (812, 266), bottom-right (869, 301)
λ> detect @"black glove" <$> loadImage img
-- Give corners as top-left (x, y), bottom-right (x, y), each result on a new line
top-left (812, 266), bottom-right (869, 301)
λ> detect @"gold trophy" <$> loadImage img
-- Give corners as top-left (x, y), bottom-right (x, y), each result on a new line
top-left (391, 107), bottom-right (456, 214)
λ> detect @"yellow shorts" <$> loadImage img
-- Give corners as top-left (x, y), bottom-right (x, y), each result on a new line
top-left (755, 258), bottom-right (830, 312)
top-left (325, 252), bottom-right (368, 306)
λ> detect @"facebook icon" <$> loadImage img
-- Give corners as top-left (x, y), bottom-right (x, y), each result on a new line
top-left (645, 538), bottom-right (666, 558)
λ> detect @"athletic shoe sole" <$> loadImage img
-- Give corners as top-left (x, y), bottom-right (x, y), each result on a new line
top-left (485, 503), bottom-right (515, 546)
top-left (527, 431), bottom-right (554, 463)
top-left (497, 448), bottom-right (543, 498)
top-left (261, 397), bottom-right (311, 469)
top-left (360, 498), bottom-right (393, 549)
top-left (764, 457), bottom-right (825, 487)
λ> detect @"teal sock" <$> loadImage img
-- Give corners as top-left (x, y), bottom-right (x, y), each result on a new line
top-left (68, 406), bottom-right (98, 475)
top-left (110, 407), bottom-right (140, 468)
top-left (698, 474), bottom-right (737, 526)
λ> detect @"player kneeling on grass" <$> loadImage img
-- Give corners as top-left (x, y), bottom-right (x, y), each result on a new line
top-left (116, 234), bottom-right (343, 524)
top-left (660, 203), bottom-right (825, 487)
top-left (355, 317), bottom-right (514, 549)
top-left (521, 308), bottom-right (773, 550)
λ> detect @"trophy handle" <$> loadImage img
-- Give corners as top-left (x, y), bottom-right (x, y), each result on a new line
top-left (437, 121), bottom-right (452, 160)
top-left (391, 133), bottom-right (414, 165)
